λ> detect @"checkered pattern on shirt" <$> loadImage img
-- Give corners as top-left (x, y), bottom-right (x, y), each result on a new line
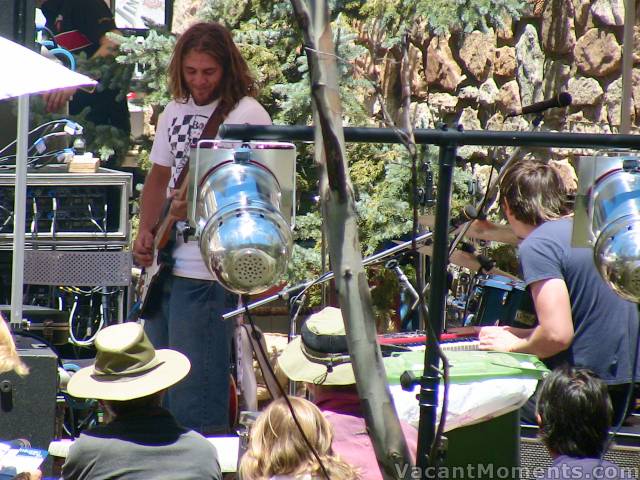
top-left (166, 113), bottom-right (208, 187)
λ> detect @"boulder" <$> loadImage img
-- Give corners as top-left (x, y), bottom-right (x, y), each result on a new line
top-left (479, 79), bottom-right (499, 107)
top-left (567, 77), bottom-right (604, 106)
top-left (412, 102), bottom-right (435, 129)
top-left (604, 77), bottom-right (635, 126)
top-left (515, 24), bottom-right (545, 106)
top-left (427, 92), bottom-right (459, 114)
top-left (494, 46), bottom-right (517, 79)
top-left (458, 86), bottom-right (480, 102)
top-left (572, 0), bottom-right (593, 33)
top-left (591, 0), bottom-right (625, 26)
top-left (459, 30), bottom-right (496, 82)
top-left (543, 60), bottom-right (572, 100)
top-left (541, 0), bottom-right (577, 54)
top-left (574, 28), bottom-right (622, 77)
top-left (497, 80), bottom-right (521, 114)
top-left (425, 35), bottom-right (465, 92)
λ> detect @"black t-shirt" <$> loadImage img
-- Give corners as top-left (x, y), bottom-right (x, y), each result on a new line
top-left (519, 217), bottom-right (640, 384)
top-left (41, 0), bottom-right (116, 57)
top-left (40, 0), bottom-right (130, 134)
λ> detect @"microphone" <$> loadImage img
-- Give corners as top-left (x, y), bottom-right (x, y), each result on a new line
top-left (506, 92), bottom-right (572, 118)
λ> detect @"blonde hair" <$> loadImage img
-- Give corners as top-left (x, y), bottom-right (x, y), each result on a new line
top-left (0, 314), bottom-right (28, 376)
top-left (239, 396), bottom-right (359, 480)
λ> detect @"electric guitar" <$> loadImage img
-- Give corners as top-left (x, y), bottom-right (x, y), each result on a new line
top-left (134, 109), bottom-right (224, 319)
top-left (136, 165), bottom-right (190, 318)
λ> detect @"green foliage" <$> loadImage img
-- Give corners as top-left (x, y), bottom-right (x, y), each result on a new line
top-left (361, 0), bottom-right (524, 36)
top-left (116, 29), bottom-right (177, 108)
top-left (75, 50), bottom-right (133, 102)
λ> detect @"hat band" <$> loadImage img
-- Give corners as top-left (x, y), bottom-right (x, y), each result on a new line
top-left (301, 343), bottom-right (351, 367)
top-left (92, 358), bottom-right (164, 381)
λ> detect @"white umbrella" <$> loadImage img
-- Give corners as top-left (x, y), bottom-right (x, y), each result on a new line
top-left (0, 35), bottom-right (96, 327)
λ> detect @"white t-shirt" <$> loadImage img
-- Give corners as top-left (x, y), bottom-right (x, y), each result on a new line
top-left (150, 96), bottom-right (272, 280)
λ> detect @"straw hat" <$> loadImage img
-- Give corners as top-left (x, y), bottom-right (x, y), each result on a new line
top-left (277, 307), bottom-right (355, 386)
top-left (67, 322), bottom-right (190, 401)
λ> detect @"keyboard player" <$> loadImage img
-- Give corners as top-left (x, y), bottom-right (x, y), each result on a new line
top-left (461, 159), bottom-right (639, 425)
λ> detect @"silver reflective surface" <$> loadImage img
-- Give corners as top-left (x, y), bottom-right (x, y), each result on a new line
top-left (586, 157), bottom-right (640, 302)
top-left (196, 154), bottom-right (293, 295)
top-left (594, 216), bottom-right (640, 302)
top-left (591, 170), bottom-right (640, 240)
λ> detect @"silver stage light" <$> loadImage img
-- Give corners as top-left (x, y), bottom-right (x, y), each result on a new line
top-left (573, 152), bottom-right (640, 302)
top-left (188, 141), bottom-right (296, 295)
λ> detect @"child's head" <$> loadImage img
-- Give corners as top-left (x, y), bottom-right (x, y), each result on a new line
top-left (239, 396), bottom-right (358, 479)
top-left (536, 367), bottom-right (612, 458)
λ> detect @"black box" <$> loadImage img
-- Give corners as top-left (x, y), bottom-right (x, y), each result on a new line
top-left (0, 335), bottom-right (58, 450)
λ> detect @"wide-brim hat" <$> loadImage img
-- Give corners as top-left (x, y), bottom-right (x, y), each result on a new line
top-left (68, 322), bottom-right (190, 401)
top-left (278, 307), bottom-right (355, 386)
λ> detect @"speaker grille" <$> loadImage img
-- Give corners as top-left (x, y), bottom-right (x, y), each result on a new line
top-left (521, 436), bottom-right (640, 475)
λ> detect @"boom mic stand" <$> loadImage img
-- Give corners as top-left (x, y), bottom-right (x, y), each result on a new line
top-left (222, 229), bottom-right (435, 321)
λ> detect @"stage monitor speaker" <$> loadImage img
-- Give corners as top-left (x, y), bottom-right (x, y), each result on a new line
top-left (0, 335), bottom-right (58, 450)
top-left (520, 427), bottom-right (640, 475)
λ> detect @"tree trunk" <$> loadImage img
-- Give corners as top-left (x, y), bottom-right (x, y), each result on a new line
top-left (289, 1), bottom-right (414, 479)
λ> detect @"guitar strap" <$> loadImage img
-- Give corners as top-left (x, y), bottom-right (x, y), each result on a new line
top-left (200, 106), bottom-right (226, 141)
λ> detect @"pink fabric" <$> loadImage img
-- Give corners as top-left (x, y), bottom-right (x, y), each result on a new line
top-left (315, 390), bottom-right (418, 480)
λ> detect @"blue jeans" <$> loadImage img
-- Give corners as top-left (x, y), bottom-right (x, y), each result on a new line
top-left (144, 275), bottom-right (233, 434)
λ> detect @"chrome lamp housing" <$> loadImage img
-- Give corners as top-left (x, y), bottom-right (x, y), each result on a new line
top-left (573, 152), bottom-right (640, 302)
top-left (188, 141), bottom-right (296, 295)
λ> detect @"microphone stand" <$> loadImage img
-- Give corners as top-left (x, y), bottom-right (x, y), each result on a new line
top-left (222, 229), bottom-right (435, 321)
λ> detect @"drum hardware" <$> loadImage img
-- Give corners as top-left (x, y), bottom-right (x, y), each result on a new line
top-left (460, 274), bottom-right (530, 328)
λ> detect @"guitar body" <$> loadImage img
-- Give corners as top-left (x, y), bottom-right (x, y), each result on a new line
top-left (137, 246), bottom-right (174, 318)
top-left (136, 167), bottom-right (190, 319)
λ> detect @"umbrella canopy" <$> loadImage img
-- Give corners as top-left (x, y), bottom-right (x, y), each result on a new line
top-left (0, 35), bottom-right (96, 99)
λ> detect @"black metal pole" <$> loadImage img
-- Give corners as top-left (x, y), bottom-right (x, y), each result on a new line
top-left (416, 139), bottom-right (457, 478)
top-left (219, 124), bottom-right (640, 149)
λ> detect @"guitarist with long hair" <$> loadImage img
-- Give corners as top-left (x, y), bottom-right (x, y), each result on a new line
top-left (132, 22), bottom-right (272, 435)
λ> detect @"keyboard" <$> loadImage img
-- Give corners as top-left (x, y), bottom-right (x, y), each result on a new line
top-left (378, 331), bottom-right (480, 352)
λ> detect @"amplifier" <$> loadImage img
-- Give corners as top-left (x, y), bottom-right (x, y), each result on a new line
top-left (0, 335), bottom-right (58, 450)
top-left (520, 425), bottom-right (640, 474)
top-left (0, 165), bottom-right (132, 245)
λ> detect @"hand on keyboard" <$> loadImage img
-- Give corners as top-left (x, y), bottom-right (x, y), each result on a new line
top-left (478, 326), bottom-right (520, 352)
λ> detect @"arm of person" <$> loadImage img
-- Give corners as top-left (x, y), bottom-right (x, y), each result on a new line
top-left (479, 278), bottom-right (574, 358)
top-left (43, 29), bottom-right (121, 112)
top-left (132, 164), bottom-right (171, 267)
top-left (463, 219), bottom-right (520, 245)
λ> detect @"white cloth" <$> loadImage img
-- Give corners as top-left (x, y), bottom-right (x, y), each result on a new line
top-left (391, 377), bottom-right (539, 432)
top-left (150, 96), bottom-right (272, 279)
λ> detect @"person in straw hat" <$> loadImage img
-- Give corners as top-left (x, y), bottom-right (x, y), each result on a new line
top-left (277, 307), bottom-right (418, 480)
top-left (61, 322), bottom-right (222, 480)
